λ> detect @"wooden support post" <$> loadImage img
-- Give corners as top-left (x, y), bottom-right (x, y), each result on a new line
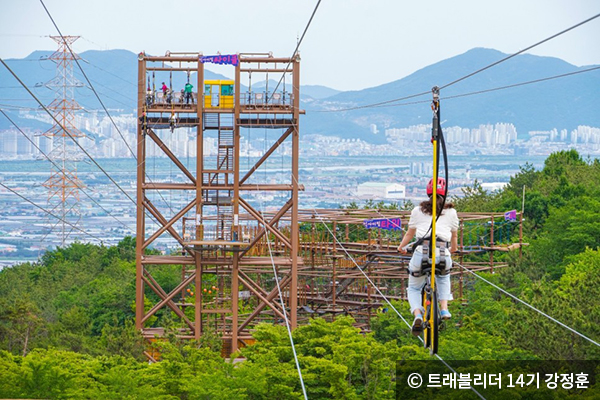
top-left (135, 56), bottom-right (146, 330)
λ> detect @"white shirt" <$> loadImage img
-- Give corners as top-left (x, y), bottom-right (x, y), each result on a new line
top-left (408, 206), bottom-right (459, 242)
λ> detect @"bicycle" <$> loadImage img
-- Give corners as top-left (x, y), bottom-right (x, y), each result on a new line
top-left (404, 238), bottom-right (450, 355)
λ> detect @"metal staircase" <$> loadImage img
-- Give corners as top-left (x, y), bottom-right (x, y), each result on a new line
top-left (204, 112), bottom-right (235, 240)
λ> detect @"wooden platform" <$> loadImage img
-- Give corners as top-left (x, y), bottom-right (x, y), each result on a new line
top-left (186, 240), bottom-right (247, 246)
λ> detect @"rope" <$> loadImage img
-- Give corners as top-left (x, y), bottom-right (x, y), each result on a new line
top-left (454, 261), bottom-right (600, 348)
top-left (440, 12), bottom-right (600, 90)
top-left (310, 207), bottom-right (485, 400)
top-left (267, 0), bottom-right (322, 103)
top-left (311, 14), bottom-right (600, 113)
top-left (255, 185), bottom-right (308, 400)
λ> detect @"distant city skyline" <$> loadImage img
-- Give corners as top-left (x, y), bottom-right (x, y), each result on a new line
top-left (2, 109), bottom-right (599, 160)
top-left (1, 0), bottom-right (599, 91)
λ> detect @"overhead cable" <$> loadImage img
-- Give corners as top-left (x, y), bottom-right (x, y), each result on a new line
top-left (0, 109), bottom-right (134, 232)
top-left (454, 261), bottom-right (600, 348)
top-left (0, 182), bottom-right (104, 243)
top-left (315, 12), bottom-right (600, 113)
top-left (39, 0), bottom-right (136, 161)
top-left (314, 65), bottom-right (600, 113)
top-left (255, 185), bottom-right (308, 400)
top-left (440, 12), bottom-right (600, 89)
top-left (0, 57), bottom-right (136, 206)
top-left (268, 0), bottom-right (322, 103)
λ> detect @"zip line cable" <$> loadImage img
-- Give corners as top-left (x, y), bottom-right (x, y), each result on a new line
top-left (39, 0), bottom-right (175, 216)
top-left (308, 206), bottom-right (485, 400)
top-left (255, 120), bottom-right (482, 397)
top-left (0, 182), bottom-right (104, 243)
top-left (454, 261), bottom-right (600, 347)
top-left (315, 90), bottom-right (431, 113)
top-left (0, 109), bottom-right (135, 232)
top-left (315, 12), bottom-right (600, 113)
top-left (440, 12), bottom-right (600, 90)
top-left (364, 210), bottom-right (599, 350)
top-left (256, 186), bottom-right (309, 400)
top-left (441, 66), bottom-right (600, 101)
top-left (267, 0), bottom-right (322, 104)
top-left (313, 65), bottom-right (600, 113)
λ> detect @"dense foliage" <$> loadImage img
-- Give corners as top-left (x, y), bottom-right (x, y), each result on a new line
top-left (0, 150), bottom-right (599, 398)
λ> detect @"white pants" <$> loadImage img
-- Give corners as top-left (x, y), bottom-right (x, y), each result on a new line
top-left (407, 249), bottom-right (453, 314)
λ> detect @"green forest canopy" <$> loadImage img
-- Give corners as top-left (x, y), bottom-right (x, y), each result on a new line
top-left (0, 150), bottom-right (599, 398)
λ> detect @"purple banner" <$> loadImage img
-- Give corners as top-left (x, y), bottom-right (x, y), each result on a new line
top-left (362, 218), bottom-right (402, 230)
top-left (504, 209), bottom-right (517, 221)
top-left (200, 54), bottom-right (239, 66)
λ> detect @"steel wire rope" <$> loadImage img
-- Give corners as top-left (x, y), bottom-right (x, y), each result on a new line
top-left (39, 0), bottom-right (175, 216)
top-left (1, 57), bottom-right (135, 204)
top-left (307, 205), bottom-right (486, 400)
top-left (311, 12), bottom-right (600, 113)
top-left (256, 117), bottom-right (486, 400)
top-left (39, 0), bottom-right (136, 160)
top-left (0, 109), bottom-right (134, 232)
top-left (247, 117), bottom-right (307, 397)
top-left (0, 57), bottom-right (168, 229)
top-left (0, 182), bottom-right (104, 243)
top-left (359, 65), bottom-right (600, 111)
top-left (254, 183), bottom-right (309, 400)
top-left (249, 97), bottom-right (479, 399)
top-left (290, 158), bottom-right (484, 397)
top-left (453, 261), bottom-right (600, 348)
top-left (440, 13), bottom-right (600, 90)
top-left (266, 0), bottom-right (322, 104)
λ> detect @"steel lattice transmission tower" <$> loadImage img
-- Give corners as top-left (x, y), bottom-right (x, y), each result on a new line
top-left (42, 35), bottom-right (85, 246)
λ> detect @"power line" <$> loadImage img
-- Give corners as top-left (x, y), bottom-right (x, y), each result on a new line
top-left (39, 0), bottom-right (175, 216)
top-left (85, 60), bottom-right (137, 88)
top-left (37, 0), bottom-right (175, 216)
top-left (0, 182), bottom-right (104, 243)
top-left (454, 261), bottom-right (600, 348)
top-left (39, 0), bottom-right (137, 161)
top-left (0, 57), bottom-right (136, 206)
top-left (0, 108), bottom-right (134, 232)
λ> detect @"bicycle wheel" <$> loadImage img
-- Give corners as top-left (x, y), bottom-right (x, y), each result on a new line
top-left (430, 288), bottom-right (439, 355)
top-left (422, 286), bottom-right (430, 349)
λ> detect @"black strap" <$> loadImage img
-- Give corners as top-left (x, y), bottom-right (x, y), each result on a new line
top-left (410, 103), bottom-right (449, 255)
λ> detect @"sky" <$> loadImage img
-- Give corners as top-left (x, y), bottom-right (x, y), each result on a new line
top-left (1, 0), bottom-right (599, 91)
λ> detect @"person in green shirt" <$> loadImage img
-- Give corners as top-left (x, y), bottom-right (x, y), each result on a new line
top-left (184, 82), bottom-right (194, 105)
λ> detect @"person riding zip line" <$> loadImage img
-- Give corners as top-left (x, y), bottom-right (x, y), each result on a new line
top-left (398, 177), bottom-right (459, 335)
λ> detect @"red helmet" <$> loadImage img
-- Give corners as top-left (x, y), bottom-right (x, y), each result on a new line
top-left (427, 177), bottom-right (447, 196)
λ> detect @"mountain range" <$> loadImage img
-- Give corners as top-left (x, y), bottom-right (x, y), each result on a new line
top-left (1, 48), bottom-right (599, 143)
